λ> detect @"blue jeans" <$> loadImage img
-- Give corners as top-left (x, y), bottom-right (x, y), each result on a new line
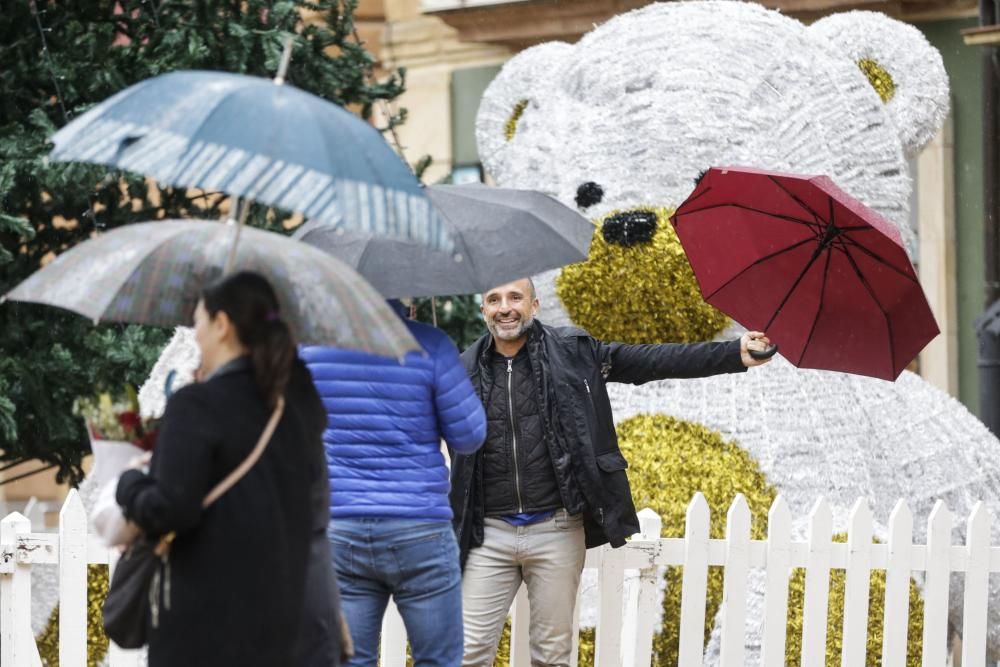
top-left (328, 518), bottom-right (463, 667)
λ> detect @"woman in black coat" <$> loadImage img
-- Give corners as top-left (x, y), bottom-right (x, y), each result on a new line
top-left (117, 271), bottom-right (339, 666)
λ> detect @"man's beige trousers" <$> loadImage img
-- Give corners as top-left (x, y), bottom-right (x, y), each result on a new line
top-left (461, 510), bottom-right (586, 667)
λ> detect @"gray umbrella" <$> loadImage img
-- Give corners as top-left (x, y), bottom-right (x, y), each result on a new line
top-left (292, 183), bottom-right (594, 298)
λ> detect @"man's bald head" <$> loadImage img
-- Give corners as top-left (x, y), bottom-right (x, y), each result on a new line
top-left (482, 277), bottom-right (535, 302)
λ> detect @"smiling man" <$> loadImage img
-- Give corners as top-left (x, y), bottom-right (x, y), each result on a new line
top-left (451, 277), bottom-right (771, 667)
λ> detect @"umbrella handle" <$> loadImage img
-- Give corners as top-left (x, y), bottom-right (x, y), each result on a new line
top-left (749, 344), bottom-right (779, 361)
top-left (223, 199), bottom-right (251, 274)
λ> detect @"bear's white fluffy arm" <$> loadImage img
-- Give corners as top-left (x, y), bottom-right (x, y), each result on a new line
top-left (138, 327), bottom-right (199, 419)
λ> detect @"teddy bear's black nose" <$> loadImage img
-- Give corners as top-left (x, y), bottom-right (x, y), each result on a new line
top-left (602, 210), bottom-right (658, 246)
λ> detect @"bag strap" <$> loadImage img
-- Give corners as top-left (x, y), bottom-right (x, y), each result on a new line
top-left (201, 397), bottom-right (285, 508)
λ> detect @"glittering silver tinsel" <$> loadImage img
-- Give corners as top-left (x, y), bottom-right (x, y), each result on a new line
top-left (138, 327), bottom-right (199, 419)
top-left (810, 11), bottom-right (950, 158)
top-left (476, 2), bottom-right (954, 259)
top-left (474, 0), bottom-right (994, 658)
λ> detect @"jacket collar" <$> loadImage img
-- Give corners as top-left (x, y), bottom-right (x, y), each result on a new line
top-left (207, 355), bottom-right (252, 381)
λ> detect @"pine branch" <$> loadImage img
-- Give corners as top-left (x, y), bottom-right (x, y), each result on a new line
top-left (0, 0), bottom-right (412, 481)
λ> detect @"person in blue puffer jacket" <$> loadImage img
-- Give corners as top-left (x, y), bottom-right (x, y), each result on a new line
top-left (301, 300), bottom-right (486, 667)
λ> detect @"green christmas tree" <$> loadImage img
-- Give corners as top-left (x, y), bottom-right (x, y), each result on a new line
top-left (0, 0), bottom-right (408, 484)
top-left (412, 295), bottom-right (486, 350)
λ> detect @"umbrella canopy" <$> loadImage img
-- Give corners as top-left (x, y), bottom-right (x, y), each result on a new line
top-left (670, 166), bottom-right (938, 380)
top-left (48, 70), bottom-right (451, 251)
top-left (2, 220), bottom-right (419, 358)
top-left (293, 183), bottom-right (594, 298)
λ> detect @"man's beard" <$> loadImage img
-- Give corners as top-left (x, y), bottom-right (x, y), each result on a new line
top-left (488, 314), bottom-right (534, 342)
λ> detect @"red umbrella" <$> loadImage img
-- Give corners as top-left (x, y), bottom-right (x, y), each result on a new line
top-left (670, 166), bottom-right (938, 381)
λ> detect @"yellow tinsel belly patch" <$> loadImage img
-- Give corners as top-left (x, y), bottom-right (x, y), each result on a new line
top-left (36, 564), bottom-right (110, 667)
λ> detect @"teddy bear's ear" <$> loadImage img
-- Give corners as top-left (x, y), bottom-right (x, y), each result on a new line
top-left (476, 42), bottom-right (572, 179)
top-left (808, 11), bottom-right (949, 157)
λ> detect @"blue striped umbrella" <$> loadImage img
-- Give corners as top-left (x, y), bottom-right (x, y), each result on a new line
top-left (48, 70), bottom-right (451, 251)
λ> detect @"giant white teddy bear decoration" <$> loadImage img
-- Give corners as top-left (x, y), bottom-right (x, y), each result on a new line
top-left (475, 1), bottom-right (1000, 662)
top-left (135, 2), bottom-right (1000, 662)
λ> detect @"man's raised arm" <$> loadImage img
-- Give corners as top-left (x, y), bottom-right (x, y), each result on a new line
top-left (599, 331), bottom-right (772, 385)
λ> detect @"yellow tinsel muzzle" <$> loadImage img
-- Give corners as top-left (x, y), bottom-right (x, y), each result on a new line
top-left (556, 206), bottom-right (729, 344)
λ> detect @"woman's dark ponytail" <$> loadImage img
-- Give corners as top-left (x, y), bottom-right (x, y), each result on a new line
top-left (201, 271), bottom-right (296, 409)
top-left (253, 317), bottom-right (295, 409)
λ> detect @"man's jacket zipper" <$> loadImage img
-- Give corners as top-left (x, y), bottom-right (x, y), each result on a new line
top-left (508, 358), bottom-right (525, 512)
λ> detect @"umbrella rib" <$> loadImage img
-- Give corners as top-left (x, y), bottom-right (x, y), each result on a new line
top-left (838, 239), bottom-right (897, 375)
top-left (675, 202), bottom-right (822, 231)
top-left (836, 235), bottom-right (921, 285)
top-left (680, 184), bottom-right (713, 208)
top-left (704, 237), bottom-right (817, 300)
top-left (763, 242), bottom-right (828, 332)
top-left (353, 235), bottom-right (378, 274)
top-left (797, 246), bottom-right (834, 366)
top-left (767, 175), bottom-right (825, 224)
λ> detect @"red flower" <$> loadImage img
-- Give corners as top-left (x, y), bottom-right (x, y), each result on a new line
top-left (117, 411), bottom-right (141, 432)
top-left (137, 429), bottom-right (159, 452)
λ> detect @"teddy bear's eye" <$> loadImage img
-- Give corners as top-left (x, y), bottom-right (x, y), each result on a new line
top-left (575, 182), bottom-right (604, 209)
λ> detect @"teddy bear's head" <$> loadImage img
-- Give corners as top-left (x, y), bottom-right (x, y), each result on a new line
top-left (476, 1), bottom-right (949, 344)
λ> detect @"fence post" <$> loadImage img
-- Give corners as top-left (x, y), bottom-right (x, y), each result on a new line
top-left (510, 584), bottom-right (531, 667)
top-left (718, 494), bottom-right (750, 667)
top-left (622, 508), bottom-right (662, 667)
top-left (570, 568), bottom-right (586, 667)
top-left (800, 498), bottom-right (832, 667)
top-left (760, 496), bottom-right (791, 667)
top-left (960, 502), bottom-right (990, 666)
top-left (1, 512), bottom-right (42, 667)
top-left (921, 501), bottom-right (952, 667)
top-left (380, 598), bottom-right (407, 667)
top-left (23, 497), bottom-right (44, 530)
top-left (881, 500), bottom-right (913, 667)
top-left (59, 491), bottom-right (88, 667)
top-left (677, 493), bottom-right (710, 667)
top-left (594, 544), bottom-right (626, 667)
top-left (841, 499), bottom-right (873, 667)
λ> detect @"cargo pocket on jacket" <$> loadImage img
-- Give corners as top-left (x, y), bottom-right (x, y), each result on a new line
top-left (595, 450), bottom-right (628, 473)
top-left (593, 450), bottom-right (629, 526)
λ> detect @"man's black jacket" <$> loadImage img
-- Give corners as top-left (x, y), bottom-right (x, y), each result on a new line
top-left (451, 320), bottom-right (746, 566)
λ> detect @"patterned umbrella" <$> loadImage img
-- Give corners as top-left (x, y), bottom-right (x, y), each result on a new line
top-left (2, 220), bottom-right (419, 358)
top-left (47, 70), bottom-right (451, 251)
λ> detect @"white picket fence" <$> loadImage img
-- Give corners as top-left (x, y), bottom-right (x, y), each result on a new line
top-left (2, 491), bottom-right (999, 666)
top-left (0, 490), bottom-right (143, 667)
top-left (379, 494), bottom-right (1000, 667)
